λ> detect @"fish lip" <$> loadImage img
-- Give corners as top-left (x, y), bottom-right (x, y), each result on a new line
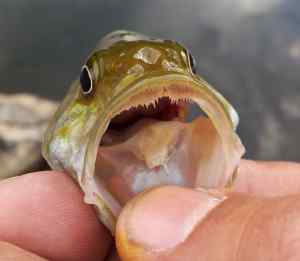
top-left (81, 71), bottom-right (242, 231)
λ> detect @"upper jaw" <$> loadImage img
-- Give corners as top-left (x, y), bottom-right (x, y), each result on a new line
top-left (102, 71), bottom-right (238, 131)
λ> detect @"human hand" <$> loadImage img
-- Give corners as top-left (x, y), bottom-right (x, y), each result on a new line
top-left (1, 160), bottom-right (300, 260)
top-left (0, 171), bottom-right (112, 261)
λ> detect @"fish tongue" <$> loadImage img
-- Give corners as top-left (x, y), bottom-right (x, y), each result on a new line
top-left (95, 117), bottom-right (228, 205)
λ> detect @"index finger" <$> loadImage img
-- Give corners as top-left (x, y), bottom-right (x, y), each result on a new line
top-left (234, 159), bottom-right (300, 196)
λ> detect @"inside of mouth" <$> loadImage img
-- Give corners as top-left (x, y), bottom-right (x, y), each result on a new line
top-left (95, 96), bottom-right (227, 206)
top-left (100, 96), bottom-right (192, 147)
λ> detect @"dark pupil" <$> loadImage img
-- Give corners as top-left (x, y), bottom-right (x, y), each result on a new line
top-left (80, 67), bottom-right (92, 93)
top-left (189, 53), bottom-right (196, 74)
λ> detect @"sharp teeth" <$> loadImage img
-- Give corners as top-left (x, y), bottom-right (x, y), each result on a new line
top-left (113, 96), bottom-right (191, 125)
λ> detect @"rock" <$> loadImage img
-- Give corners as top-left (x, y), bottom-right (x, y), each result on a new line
top-left (0, 93), bottom-right (58, 179)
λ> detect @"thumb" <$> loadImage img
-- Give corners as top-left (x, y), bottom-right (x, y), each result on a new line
top-left (116, 186), bottom-right (300, 261)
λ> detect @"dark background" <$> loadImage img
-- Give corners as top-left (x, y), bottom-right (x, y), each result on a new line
top-left (0, 0), bottom-right (300, 160)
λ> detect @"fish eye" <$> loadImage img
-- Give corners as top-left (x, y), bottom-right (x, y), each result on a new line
top-left (80, 66), bottom-right (93, 94)
top-left (188, 52), bottom-right (197, 74)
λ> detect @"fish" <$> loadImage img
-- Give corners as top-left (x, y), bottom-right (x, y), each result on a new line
top-left (42, 30), bottom-right (245, 234)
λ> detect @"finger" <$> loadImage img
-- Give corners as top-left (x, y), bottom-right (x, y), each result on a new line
top-left (116, 186), bottom-right (300, 261)
top-left (235, 159), bottom-right (300, 196)
top-left (0, 241), bottom-right (48, 261)
top-left (0, 171), bottom-right (112, 261)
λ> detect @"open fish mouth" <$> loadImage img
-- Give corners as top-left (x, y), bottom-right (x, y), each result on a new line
top-left (79, 73), bottom-right (245, 232)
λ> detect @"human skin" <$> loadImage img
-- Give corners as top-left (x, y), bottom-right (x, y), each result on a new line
top-left (1, 160), bottom-right (300, 260)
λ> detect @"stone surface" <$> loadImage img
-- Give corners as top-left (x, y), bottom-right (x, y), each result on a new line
top-left (0, 94), bottom-right (57, 179)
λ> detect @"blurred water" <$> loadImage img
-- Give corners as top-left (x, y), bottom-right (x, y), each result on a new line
top-left (0, 0), bottom-right (300, 160)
